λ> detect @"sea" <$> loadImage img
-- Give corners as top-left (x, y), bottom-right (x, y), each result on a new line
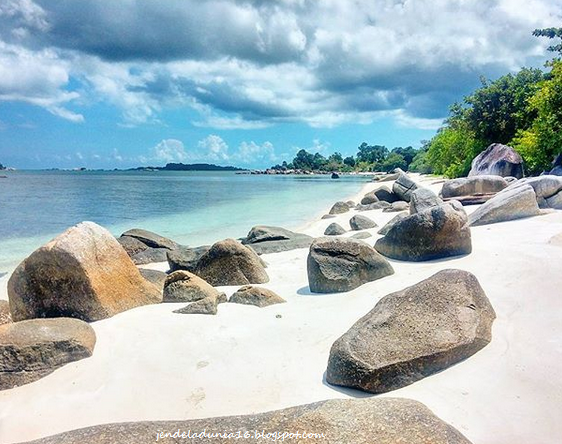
top-left (0, 170), bottom-right (369, 273)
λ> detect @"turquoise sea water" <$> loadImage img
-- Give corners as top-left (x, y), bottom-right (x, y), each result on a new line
top-left (0, 170), bottom-right (368, 273)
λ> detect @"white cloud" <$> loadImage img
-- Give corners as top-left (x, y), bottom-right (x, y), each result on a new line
top-left (151, 139), bottom-right (188, 163)
top-left (235, 141), bottom-right (276, 163)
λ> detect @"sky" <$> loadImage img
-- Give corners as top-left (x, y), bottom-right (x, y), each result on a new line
top-left (0, 0), bottom-right (561, 169)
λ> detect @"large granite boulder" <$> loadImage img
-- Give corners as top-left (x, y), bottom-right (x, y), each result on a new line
top-left (120, 228), bottom-right (178, 250)
top-left (383, 201), bottom-right (410, 212)
top-left (163, 270), bottom-right (221, 303)
top-left (504, 175), bottom-right (562, 208)
top-left (8, 222), bottom-right (162, 322)
top-left (17, 397), bottom-right (472, 444)
top-left (324, 222), bottom-right (346, 236)
top-left (468, 143), bottom-right (524, 178)
top-left (375, 203), bottom-right (471, 261)
top-left (441, 175), bottom-right (508, 200)
top-left (130, 247), bottom-right (168, 265)
top-left (0, 300), bottom-right (12, 325)
top-left (329, 201), bottom-right (350, 215)
top-left (241, 226), bottom-right (313, 254)
top-left (377, 212), bottom-right (408, 235)
top-left (307, 238), bottom-right (394, 293)
top-left (166, 246), bottom-right (210, 272)
top-left (360, 191), bottom-right (379, 205)
top-left (374, 185), bottom-right (400, 203)
top-left (349, 215), bottom-right (377, 230)
top-left (327, 269), bottom-right (495, 393)
top-left (0, 317), bottom-right (96, 390)
top-left (468, 184), bottom-right (540, 226)
top-left (116, 235), bottom-right (148, 257)
top-left (194, 239), bottom-right (269, 286)
top-left (229, 286), bottom-right (286, 307)
top-left (392, 172), bottom-right (418, 202)
top-left (409, 187), bottom-right (443, 214)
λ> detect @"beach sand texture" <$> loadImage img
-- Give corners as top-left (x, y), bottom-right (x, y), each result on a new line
top-left (0, 175), bottom-right (561, 444)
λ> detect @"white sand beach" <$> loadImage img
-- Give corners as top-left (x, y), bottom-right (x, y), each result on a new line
top-left (1, 175), bottom-right (561, 444)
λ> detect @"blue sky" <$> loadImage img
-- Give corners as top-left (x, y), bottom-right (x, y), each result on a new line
top-left (0, 0), bottom-right (560, 169)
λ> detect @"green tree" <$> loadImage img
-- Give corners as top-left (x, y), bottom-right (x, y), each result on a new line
top-left (343, 156), bottom-right (355, 167)
top-left (391, 146), bottom-right (417, 169)
top-left (409, 143), bottom-right (433, 174)
top-left (356, 142), bottom-right (389, 164)
top-left (292, 149), bottom-right (315, 170)
top-left (533, 27), bottom-right (562, 58)
top-left (381, 152), bottom-right (407, 172)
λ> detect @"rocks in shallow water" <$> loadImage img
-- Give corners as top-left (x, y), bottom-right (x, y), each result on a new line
top-left (166, 246), bottom-right (210, 272)
top-left (131, 247), bottom-right (169, 265)
top-left (382, 201), bottom-right (409, 212)
top-left (441, 175), bottom-right (508, 200)
top-left (195, 239), bottom-right (269, 286)
top-left (0, 317), bottom-right (96, 390)
top-left (327, 269), bottom-right (495, 394)
top-left (468, 143), bottom-right (524, 178)
top-left (329, 201), bottom-right (350, 215)
top-left (16, 397), bottom-right (472, 444)
top-left (163, 270), bottom-right (221, 303)
top-left (0, 300), bottom-right (12, 325)
top-left (230, 286), bottom-right (286, 307)
top-left (377, 212), bottom-right (408, 235)
top-left (351, 232), bottom-right (373, 240)
top-left (374, 185), bottom-right (399, 203)
top-left (307, 238), bottom-right (394, 293)
top-left (324, 222), bottom-right (346, 236)
top-left (349, 214), bottom-right (377, 230)
top-left (242, 225), bottom-right (313, 254)
top-left (468, 184), bottom-right (540, 226)
top-left (392, 172), bottom-right (418, 202)
top-left (139, 269), bottom-right (167, 290)
top-left (173, 291), bottom-right (226, 315)
top-left (360, 191), bottom-right (379, 205)
top-left (409, 187), bottom-right (443, 214)
top-left (120, 228), bottom-right (178, 250)
top-left (8, 222), bottom-right (162, 322)
top-left (375, 203), bottom-right (472, 261)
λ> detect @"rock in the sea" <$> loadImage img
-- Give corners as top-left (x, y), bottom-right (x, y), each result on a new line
top-left (8, 222), bottom-right (162, 322)
top-left (468, 143), bottom-right (524, 178)
top-left (324, 222), bottom-right (346, 236)
top-left (16, 397), bottom-right (472, 444)
top-left (468, 184), bottom-right (540, 226)
top-left (409, 187), bottom-right (443, 214)
top-left (131, 247), bottom-right (169, 265)
top-left (383, 201), bottom-right (409, 212)
top-left (172, 291), bottom-right (226, 315)
top-left (120, 228), bottom-right (178, 250)
top-left (329, 201), bottom-right (350, 214)
top-left (195, 239), bottom-right (269, 286)
top-left (377, 212), bottom-right (408, 235)
top-left (331, 172), bottom-right (339, 179)
top-left (0, 300), bottom-right (12, 325)
top-left (117, 235), bottom-right (148, 257)
top-left (327, 269), bottom-right (495, 393)
top-left (441, 175), bottom-right (508, 199)
top-left (351, 232), bottom-right (373, 240)
top-left (166, 246), bottom-right (210, 272)
top-left (138, 269), bottom-right (167, 290)
top-left (349, 214), bottom-right (377, 230)
top-left (374, 185), bottom-right (400, 203)
top-left (392, 172), bottom-right (418, 202)
top-left (241, 226), bottom-right (313, 254)
top-left (375, 204), bottom-right (471, 261)
top-left (230, 286), bottom-right (286, 307)
top-left (356, 201), bottom-right (391, 211)
top-left (0, 317), bottom-right (96, 390)
top-left (307, 238), bottom-right (394, 293)
top-left (360, 191), bottom-right (379, 205)
top-left (163, 270), bottom-right (221, 303)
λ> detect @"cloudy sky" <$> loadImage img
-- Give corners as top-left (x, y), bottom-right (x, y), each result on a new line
top-left (0, 0), bottom-right (560, 169)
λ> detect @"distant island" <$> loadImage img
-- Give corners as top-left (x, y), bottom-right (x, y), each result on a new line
top-left (130, 163), bottom-right (246, 172)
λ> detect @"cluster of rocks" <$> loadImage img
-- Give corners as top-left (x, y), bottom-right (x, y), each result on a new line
top-left (118, 228), bottom-right (180, 265)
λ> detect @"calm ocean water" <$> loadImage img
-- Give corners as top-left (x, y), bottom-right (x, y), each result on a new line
top-left (0, 170), bottom-right (368, 273)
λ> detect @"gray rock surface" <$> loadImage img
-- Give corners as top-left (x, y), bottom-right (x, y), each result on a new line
top-left (383, 201), bottom-right (410, 212)
top-left (324, 222), bottom-right (346, 236)
top-left (8, 222), bottom-right (162, 322)
top-left (468, 184), bottom-right (540, 226)
top-left (374, 185), bottom-right (400, 203)
top-left (327, 269), bottom-right (495, 393)
top-left (17, 397), bottom-right (472, 444)
top-left (356, 201), bottom-right (391, 211)
top-left (409, 187), bottom-right (443, 214)
top-left (392, 172), bottom-right (418, 202)
top-left (351, 232), bottom-right (373, 240)
top-left (0, 300), bottom-right (12, 325)
top-left (441, 175), bottom-right (508, 199)
top-left (377, 212), bottom-right (408, 235)
top-left (120, 228), bottom-right (178, 250)
top-left (375, 204), bottom-right (472, 261)
top-left (167, 246), bottom-right (210, 272)
top-left (242, 226), bottom-right (313, 254)
top-left (0, 318), bottom-right (96, 390)
top-left (117, 235), bottom-right (149, 257)
top-left (329, 201), bottom-right (350, 215)
top-left (131, 247), bottom-right (169, 265)
top-left (468, 143), bottom-right (524, 178)
top-left (349, 214), bottom-right (377, 230)
top-left (360, 191), bottom-right (379, 205)
top-left (138, 269), bottom-right (167, 290)
top-left (230, 286), bottom-right (286, 307)
top-left (195, 239), bottom-right (269, 286)
top-left (307, 238), bottom-right (394, 293)
top-left (505, 175), bottom-right (562, 207)
top-left (163, 270), bottom-right (221, 303)
top-left (173, 292), bottom-right (227, 315)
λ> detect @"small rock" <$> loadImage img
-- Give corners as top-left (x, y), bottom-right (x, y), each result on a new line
top-left (163, 270), bottom-right (221, 303)
top-left (230, 286), bottom-right (286, 307)
top-left (409, 187), bottom-right (443, 214)
top-left (360, 192), bottom-right (379, 205)
top-left (383, 201), bottom-right (409, 212)
top-left (329, 201), bottom-right (350, 215)
top-left (324, 222), bottom-right (347, 236)
top-left (166, 246), bottom-right (210, 272)
top-left (351, 232), bottom-right (373, 240)
top-left (349, 215), bottom-right (377, 230)
top-left (242, 226), bottom-right (313, 254)
top-left (374, 186), bottom-right (400, 203)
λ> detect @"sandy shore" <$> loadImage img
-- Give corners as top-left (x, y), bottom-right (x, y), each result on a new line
top-left (1, 176), bottom-right (561, 443)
